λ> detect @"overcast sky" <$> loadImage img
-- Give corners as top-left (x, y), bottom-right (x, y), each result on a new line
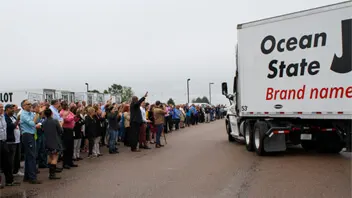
top-left (0, 0), bottom-right (345, 104)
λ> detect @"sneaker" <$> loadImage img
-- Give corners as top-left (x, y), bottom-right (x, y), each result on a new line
top-left (14, 171), bottom-right (24, 177)
top-left (49, 175), bottom-right (61, 180)
top-left (29, 180), bottom-right (42, 184)
top-left (6, 181), bottom-right (21, 186)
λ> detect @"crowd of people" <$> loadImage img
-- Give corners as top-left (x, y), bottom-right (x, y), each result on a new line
top-left (0, 92), bottom-right (226, 187)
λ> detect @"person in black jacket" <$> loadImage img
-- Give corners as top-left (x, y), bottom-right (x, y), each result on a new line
top-left (148, 104), bottom-right (156, 144)
top-left (42, 108), bottom-right (62, 180)
top-left (72, 108), bottom-right (84, 161)
top-left (107, 105), bottom-right (120, 154)
top-left (93, 107), bottom-right (105, 157)
top-left (129, 92), bottom-right (148, 152)
top-left (85, 107), bottom-right (97, 158)
top-left (3, 104), bottom-right (21, 186)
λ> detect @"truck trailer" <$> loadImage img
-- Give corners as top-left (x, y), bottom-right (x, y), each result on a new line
top-left (222, 1), bottom-right (351, 155)
top-left (0, 89), bottom-right (56, 107)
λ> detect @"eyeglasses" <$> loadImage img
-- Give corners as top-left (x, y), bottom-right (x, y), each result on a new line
top-left (25, 103), bottom-right (32, 106)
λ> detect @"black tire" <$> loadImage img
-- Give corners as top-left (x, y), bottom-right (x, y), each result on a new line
top-left (253, 121), bottom-right (268, 156)
top-left (227, 122), bottom-right (235, 142)
top-left (228, 134), bottom-right (235, 142)
top-left (316, 132), bottom-right (344, 153)
top-left (244, 122), bottom-right (254, 152)
top-left (301, 141), bottom-right (316, 151)
top-left (329, 142), bottom-right (344, 153)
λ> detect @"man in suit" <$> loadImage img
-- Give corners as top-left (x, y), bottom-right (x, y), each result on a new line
top-left (129, 92), bottom-right (148, 152)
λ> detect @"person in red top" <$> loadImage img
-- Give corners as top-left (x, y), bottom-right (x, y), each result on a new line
top-left (59, 101), bottom-right (78, 169)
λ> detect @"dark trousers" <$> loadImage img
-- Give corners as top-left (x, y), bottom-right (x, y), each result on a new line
top-left (36, 134), bottom-right (47, 167)
top-left (7, 144), bottom-right (17, 176)
top-left (139, 123), bottom-right (147, 146)
top-left (62, 128), bottom-right (74, 166)
top-left (173, 119), bottom-right (180, 130)
top-left (164, 116), bottom-right (171, 133)
top-left (101, 126), bottom-right (107, 145)
top-left (0, 141), bottom-right (14, 184)
top-left (22, 133), bottom-right (37, 181)
top-left (186, 116), bottom-right (191, 126)
top-left (124, 127), bottom-right (130, 146)
top-left (146, 124), bottom-right (150, 141)
top-left (13, 143), bottom-right (21, 174)
top-left (88, 137), bottom-right (94, 155)
top-left (130, 122), bottom-right (140, 150)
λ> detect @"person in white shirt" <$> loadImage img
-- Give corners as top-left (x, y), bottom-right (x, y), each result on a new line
top-left (139, 102), bottom-right (151, 149)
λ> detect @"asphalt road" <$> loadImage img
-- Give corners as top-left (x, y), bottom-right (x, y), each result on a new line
top-left (1, 120), bottom-right (351, 198)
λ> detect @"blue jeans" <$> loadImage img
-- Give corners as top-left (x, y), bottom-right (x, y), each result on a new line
top-left (119, 127), bottom-right (125, 141)
top-left (22, 133), bottom-right (37, 181)
top-left (109, 129), bottom-right (118, 153)
top-left (36, 134), bottom-right (47, 167)
top-left (156, 124), bottom-right (163, 145)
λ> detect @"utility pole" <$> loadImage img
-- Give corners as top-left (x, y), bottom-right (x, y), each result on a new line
top-left (209, 82), bottom-right (214, 105)
top-left (85, 83), bottom-right (89, 92)
top-left (187, 78), bottom-right (191, 104)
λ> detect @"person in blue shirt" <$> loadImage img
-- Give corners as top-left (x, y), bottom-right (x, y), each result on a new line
top-left (49, 100), bottom-right (63, 124)
top-left (20, 100), bottom-right (42, 184)
top-left (170, 106), bottom-right (181, 130)
top-left (189, 105), bottom-right (197, 125)
top-left (185, 107), bottom-right (191, 127)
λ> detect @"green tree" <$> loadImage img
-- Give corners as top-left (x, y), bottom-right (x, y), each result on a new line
top-left (201, 96), bottom-right (210, 104)
top-left (89, 89), bottom-right (100, 93)
top-left (105, 84), bottom-right (134, 103)
top-left (192, 97), bottom-right (201, 103)
top-left (192, 96), bottom-right (210, 104)
top-left (167, 98), bottom-right (175, 106)
top-left (121, 86), bottom-right (134, 102)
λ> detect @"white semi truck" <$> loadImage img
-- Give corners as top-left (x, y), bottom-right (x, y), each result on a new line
top-left (222, 1), bottom-right (351, 155)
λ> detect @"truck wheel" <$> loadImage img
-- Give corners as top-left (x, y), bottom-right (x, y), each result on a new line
top-left (316, 132), bottom-right (344, 153)
top-left (253, 121), bottom-right (268, 156)
top-left (301, 141), bottom-right (316, 151)
top-left (244, 122), bottom-right (254, 152)
top-left (329, 142), bottom-right (344, 153)
top-left (227, 122), bottom-right (235, 142)
top-left (228, 134), bottom-right (235, 142)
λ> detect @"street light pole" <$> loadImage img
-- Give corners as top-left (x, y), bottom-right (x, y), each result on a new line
top-left (187, 78), bottom-right (191, 104)
top-left (209, 82), bottom-right (214, 105)
top-left (85, 83), bottom-right (89, 92)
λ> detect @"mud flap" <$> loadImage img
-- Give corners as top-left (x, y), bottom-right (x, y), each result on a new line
top-left (263, 134), bottom-right (286, 152)
top-left (229, 116), bottom-right (239, 136)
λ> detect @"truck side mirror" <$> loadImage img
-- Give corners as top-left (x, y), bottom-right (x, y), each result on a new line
top-left (222, 82), bottom-right (228, 95)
